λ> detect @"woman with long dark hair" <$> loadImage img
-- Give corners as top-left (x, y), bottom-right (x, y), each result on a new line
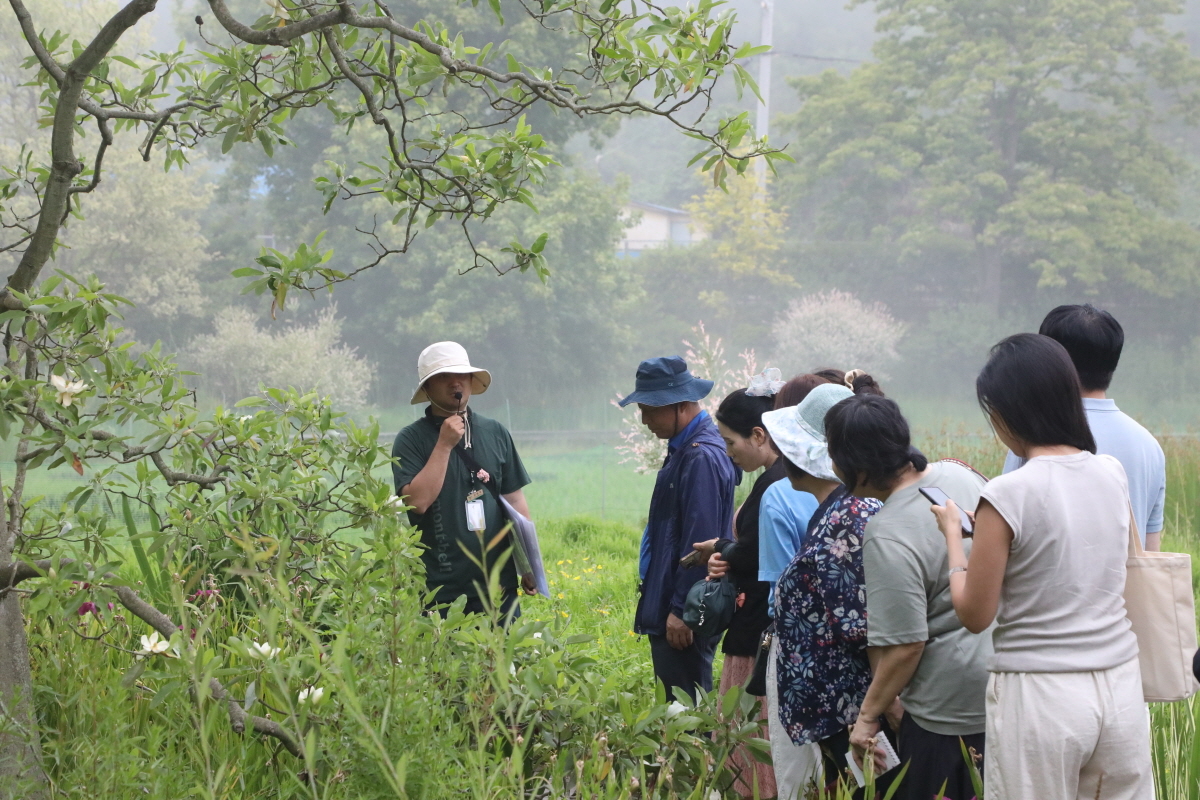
top-left (699, 373), bottom-right (788, 797)
top-left (931, 333), bottom-right (1151, 798)
top-left (825, 394), bottom-right (991, 800)
top-left (708, 373), bottom-right (829, 797)
top-left (762, 379), bottom-right (887, 795)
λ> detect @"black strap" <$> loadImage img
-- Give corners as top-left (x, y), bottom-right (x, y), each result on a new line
top-left (454, 443), bottom-right (503, 502)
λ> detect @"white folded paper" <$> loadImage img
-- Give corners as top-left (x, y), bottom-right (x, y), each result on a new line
top-left (846, 732), bottom-right (901, 788)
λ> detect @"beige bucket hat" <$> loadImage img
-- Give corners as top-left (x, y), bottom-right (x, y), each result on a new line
top-left (410, 341), bottom-right (492, 405)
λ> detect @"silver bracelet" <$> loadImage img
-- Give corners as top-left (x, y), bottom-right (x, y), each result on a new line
top-left (949, 566), bottom-right (967, 576)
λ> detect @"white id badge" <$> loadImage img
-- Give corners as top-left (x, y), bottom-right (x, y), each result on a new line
top-left (465, 498), bottom-right (486, 532)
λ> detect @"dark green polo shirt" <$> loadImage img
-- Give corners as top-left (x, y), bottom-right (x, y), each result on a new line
top-left (391, 408), bottom-right (531, 605)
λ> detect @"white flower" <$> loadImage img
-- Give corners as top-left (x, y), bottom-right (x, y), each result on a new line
top-left (297, 686), bottom-right (324, 705)
top-left (249, 641), bottom-right (280, 659)
top-left (666, 701), bottom-right (688, 718)
top-left (386, 496), bottom-right (406, 513)
top-left (50, 373), bottom-right (87, 407)
top-left (138, 631), bottom-right (171, 657)
top-left (532, 632), bottom-right (543, 639)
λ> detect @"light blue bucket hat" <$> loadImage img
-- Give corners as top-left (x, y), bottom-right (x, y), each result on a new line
top-left (761, 383), bottom-right (854, 481)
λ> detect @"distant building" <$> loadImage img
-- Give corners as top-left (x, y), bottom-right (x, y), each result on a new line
top-left (618, 201), bottom-right (706, 256)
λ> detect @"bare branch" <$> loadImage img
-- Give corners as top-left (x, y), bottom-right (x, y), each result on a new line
top-left (67, 118), bottom-right (113, 197)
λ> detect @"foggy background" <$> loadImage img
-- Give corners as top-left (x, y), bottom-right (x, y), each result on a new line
top-left (5, 0), bottom-right (1200, 437)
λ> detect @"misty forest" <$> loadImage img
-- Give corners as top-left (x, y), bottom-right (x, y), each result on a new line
top-left (2, 1), bottom-right (1200, 798)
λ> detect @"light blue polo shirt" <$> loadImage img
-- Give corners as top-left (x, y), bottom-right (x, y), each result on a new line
top-left (1003, 397), bottom-right (1166, 542)
top-left (758, 479), bottom-right (819, 613)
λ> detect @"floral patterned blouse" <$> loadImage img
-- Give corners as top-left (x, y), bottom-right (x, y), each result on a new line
top-left (775, 485), bottom-right (882, 746)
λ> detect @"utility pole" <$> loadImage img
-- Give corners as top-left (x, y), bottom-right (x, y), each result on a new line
top-left (755, 0), bottom-right (774, 188)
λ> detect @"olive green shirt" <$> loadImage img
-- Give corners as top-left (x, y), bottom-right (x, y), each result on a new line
top-left (392, 408), bottom-right (530, 605)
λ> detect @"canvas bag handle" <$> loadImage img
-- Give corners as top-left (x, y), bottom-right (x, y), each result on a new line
top-left (1127, 501), bottom-right (1144, 558)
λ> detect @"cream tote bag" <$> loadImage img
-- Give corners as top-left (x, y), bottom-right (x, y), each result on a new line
top-left (1124, 508), bottom-right (1199, 703)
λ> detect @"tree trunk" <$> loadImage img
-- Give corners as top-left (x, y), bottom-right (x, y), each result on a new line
top-left (0, 591), bottom-right (43, 800)
top-left (0, 1), bottom-right (160, 789)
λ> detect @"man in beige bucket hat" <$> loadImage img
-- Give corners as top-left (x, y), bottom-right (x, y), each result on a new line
top-left (391, 342), bottom-right (533, 617)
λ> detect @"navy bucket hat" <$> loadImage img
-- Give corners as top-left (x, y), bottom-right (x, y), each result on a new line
top-left (618, 356), bottom-right (715, 408)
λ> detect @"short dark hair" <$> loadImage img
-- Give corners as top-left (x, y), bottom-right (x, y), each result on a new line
top-left (716, 388), bottom-right (775, 439)
top-left (976, 333), bottom-right (1096, 454)
top-left (774, 374), bottom-right (830, 410)
top-left (812, 368), bottom-right (846, 385)
top-left (779, 452), bottom-right (808, 483)
top-left (825, 395), bottom-right (928, 493)
top-left (1038, 304), bottom-right (1124, 391)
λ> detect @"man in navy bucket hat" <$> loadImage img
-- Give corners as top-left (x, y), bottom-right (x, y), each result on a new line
top-left (620, 356), bottom-right (738, 702)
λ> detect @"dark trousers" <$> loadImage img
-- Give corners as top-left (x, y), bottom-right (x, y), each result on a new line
top-left (892, 714), bottom-right (985, 800)
top-left (428, 591), bottom-right (520, 623)
top-left (819, 722), bottom-right (898, 798)
top-left (648, 633), bottom-right (718, 703)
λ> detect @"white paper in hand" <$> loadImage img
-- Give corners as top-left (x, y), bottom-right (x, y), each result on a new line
top-left (845, 732), bottom-right (901, 788)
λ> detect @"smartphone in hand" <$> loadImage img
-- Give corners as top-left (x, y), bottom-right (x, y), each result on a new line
top-left (919, 487), bottom-right (974, 537)
top-left (679, 549), bottom-right (706, 569)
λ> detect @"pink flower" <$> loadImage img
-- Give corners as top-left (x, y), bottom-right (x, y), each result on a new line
top-left (77, 602), bottom-right (99, 617)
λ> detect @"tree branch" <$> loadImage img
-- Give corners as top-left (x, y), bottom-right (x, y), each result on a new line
top-left (25, 407), bottom-right (229, 488)
top-left (3, 0), bottom-right (159, 303)
top-left (205, 0), bottom-right (346, 47)
top-left (0, 559), bottom-right (305, 759)
top-left (67, 118), bottom-right (113, 197)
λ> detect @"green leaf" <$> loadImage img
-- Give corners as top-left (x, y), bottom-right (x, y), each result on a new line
top-left (120, 660), bottom-right (146, 689)
top-left (123, 495), bottom-right (161, 598)
top-left (243, 679), bottom-right (257, 712)
top-left (257, 129), bottom-right (274, 158)
top-left (220, 125), bottom-right (239, 155)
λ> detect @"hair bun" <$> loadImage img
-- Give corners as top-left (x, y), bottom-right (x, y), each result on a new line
top-left (845, 368), bottom-right (884, 396)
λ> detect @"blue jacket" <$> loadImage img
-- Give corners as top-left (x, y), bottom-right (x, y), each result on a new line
top-left (634, 412), bottom-right (738, 636)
